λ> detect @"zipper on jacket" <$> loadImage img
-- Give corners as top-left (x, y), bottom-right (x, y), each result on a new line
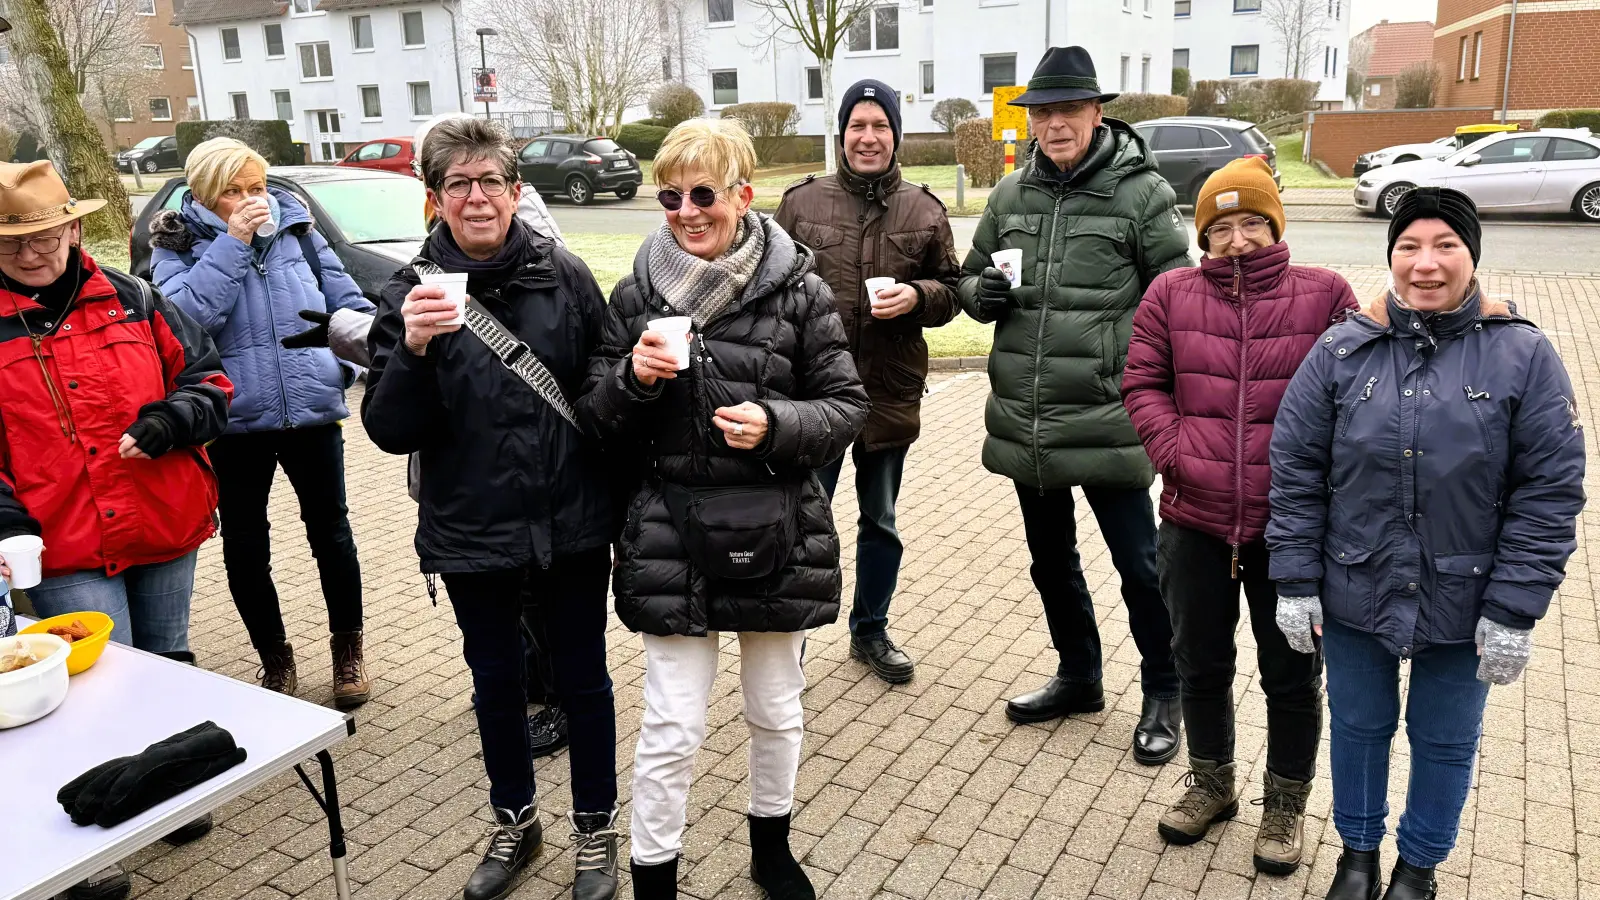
top-left (1230, 258), bottom-right (1247, 579)
top-left (1465, 385), bottom-right (1495, 455)
top-left (1033, 186), bottom-right (1067, 495)
top-left (1339, 376), bottom-right (1378, 438)
top-left (255, 257), bottom-right (293, 429)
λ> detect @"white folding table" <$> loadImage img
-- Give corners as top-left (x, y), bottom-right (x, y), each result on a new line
top-left (1, 622), bottom-right (354, 900)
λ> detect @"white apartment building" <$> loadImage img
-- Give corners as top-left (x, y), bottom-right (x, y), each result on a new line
top-left (177, 0), bottom-right (471, 161)
top-left (1172, 0), bottom-right (1350, 108)
top-left (684, 0), bottom-right (1176, 137)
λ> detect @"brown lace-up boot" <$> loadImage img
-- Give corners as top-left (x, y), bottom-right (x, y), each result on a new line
top-left (1252, 770), bottom-right (1312, 875)
top-left (1157, 758), bottom-right (1238, 845)
top-left (331, 631), bottom-right (371, 709)
top-left (258, 641), bottom-right (297, 695)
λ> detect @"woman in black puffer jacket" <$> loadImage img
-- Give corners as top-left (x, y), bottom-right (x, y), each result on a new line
top-left (578, 118), bottom-right (867, 900)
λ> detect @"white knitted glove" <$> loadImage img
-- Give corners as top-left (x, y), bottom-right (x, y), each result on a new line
top-left (1276, 595), bottom-right (1322, 654)
top-left (1475, 616), bottom-right (1533, 685)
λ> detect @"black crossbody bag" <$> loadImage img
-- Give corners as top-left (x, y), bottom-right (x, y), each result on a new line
top-left (662, 481), bottom-right (798, 581)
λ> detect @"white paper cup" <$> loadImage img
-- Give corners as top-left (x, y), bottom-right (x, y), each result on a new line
top-left (0, 535), bottom-right (45, 590)
top-left (420, 272), bottom-right (469, 326)
top-left (648, 316), bottom-right (693, 370)
top-left (864, 277), bottom-right (897, 307)
top-left (252, 196), bottom-right (278, 239)
top-left (991, 249), bottom-right (1023, 289)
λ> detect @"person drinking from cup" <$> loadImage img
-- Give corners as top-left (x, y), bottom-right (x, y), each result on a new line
top-left (774, 79), bottom-right (961, 685)
top-left (1268, 187), bottom-right (1585, 900)
top-left (150, 137), bottom-right (375, 709)
top-left (579, 117), bottom-right (868, 900)
top-left (361, 116), bottom-right (622, 900)
top-left (957, 46), bottom-right (1192, 762)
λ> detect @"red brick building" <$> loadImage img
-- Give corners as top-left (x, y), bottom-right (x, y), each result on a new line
top-left (1433, 0), bottom-right (1600, 120)
top-left (1351, 20), bottom-right (1435, 110)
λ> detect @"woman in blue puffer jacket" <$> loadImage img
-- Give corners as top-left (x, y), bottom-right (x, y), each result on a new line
top-left (150, 138), bottom-right (375, 709)
top-left (1267, 188), bottom-right (1585, 900)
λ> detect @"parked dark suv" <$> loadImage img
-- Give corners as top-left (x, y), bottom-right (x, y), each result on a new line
top-left (117, 135), bottom-right (181, 174)
top-left (517, 135), bottom-right (642, 205)
top-left (1132, 117), bottom-right (1282, 204)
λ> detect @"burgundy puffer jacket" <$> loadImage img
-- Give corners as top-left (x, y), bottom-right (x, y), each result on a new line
top-left (1122, 242), bottom-right (1357, 546)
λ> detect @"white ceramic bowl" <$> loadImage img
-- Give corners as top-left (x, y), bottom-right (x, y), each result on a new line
top-left (0, 633), bottom-right (71, 728)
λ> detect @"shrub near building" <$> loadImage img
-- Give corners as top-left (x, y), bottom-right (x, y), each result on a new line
top-left (1104, 94), bottom-right (1190, 124)
top-left (1538, 109), bottom-right (1600, 130)
top-left (955, 118), bottom-right (1004, 188)
top-left (176, 120), bottom-right (300, 166)
top-left (615, 123), bottom-right (671, 160)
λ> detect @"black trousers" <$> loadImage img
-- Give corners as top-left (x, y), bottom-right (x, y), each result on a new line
top-left (1015, 484), bottom-right (1179, 699)
top-left (1158, 522), bottom-right (1323, 782)
top-left (210, 424), bottom-right (363, 649)
top-left (441, 548), bottom-right (617, 813)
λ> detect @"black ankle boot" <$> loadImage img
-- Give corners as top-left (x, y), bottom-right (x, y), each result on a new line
top-left (464, 802), bottom-right (543, 900)
top-left (1381, 858), bottom-right (1437, 900)
top-left (1132, 696), bottom-right (1182, 766)
top-left (569, 809), bottom-right (620, 900)
top-left (629, 856), bottom-right (678, 900)
top-left (1326, 846), bottom-right (1382, 900)
top-left (748, 813), bottom-right (815, 900)
top-left (1005, 677), bottom-right (1105, 724)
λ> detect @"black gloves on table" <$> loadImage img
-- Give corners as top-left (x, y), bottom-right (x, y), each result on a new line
top-left (977, 267), bottom-right (1017, 321)
top-left (281, 310), bottom-right (332, 349)
top-left (58, 721), bottom-right (247, 827)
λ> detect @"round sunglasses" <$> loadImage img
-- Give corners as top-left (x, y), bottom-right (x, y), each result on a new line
top-left (656, 182), bottom-right (744, 212)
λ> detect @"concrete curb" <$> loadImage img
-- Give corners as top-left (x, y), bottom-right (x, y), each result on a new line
top-left (929, 356), bottom-right (990, 371)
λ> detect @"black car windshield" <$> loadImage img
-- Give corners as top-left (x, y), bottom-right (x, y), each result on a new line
top-left (585, 139), bottom-right (622, 154)
top-left (132, 136), bottom-right (165, 150)
top-left (303, 178), bottom-right (429, 243)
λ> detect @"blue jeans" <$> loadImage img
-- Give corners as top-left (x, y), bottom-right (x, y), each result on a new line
top-left (1323, 619), bottom-right (1490, 868)
top-left (26, 552), bottom-right (198, 654)
top-left (818, 444), bottom-right (909, 639)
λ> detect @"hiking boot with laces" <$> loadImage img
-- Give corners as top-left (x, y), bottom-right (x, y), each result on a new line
top-left (850, 633), bottom-right (915, 684)
top-left (1253, 770), bottom-right (1311, 875)
top-left (1157, 758), bottom-right (1238, 845)
top-left (257, 641), bottom-right (297, 695)
top-left (528, 706), bottom-right (570, 759)
top-left (330, 631), bottom-right (370, 709)
top-left (464, 800), bottom-right (543, 900)
top-left (569, 809), bottom-right (620, 900)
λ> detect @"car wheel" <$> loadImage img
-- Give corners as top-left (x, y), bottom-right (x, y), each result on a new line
top-left (616, 186), bottom-right (638, 201)
top-left (1187, 172), bottom-right (1213, 205)
top-left (1394, 155), bottom-right (1418, 164)
top-left (1574, 182), bottom-right (1600, 223)
top-left (566, 177), bottom-right (593, 205)
top-left (143, 159), bottom-right (159, 174)
top-left (1378, 183), bottom-right (1414, 219)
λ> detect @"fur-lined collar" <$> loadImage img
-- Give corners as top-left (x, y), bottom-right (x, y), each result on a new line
top-left (1355, 279), bottom-right (1511, 327)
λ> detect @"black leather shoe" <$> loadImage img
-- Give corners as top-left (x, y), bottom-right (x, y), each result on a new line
top-left (570, 809), bottom-right (619, 900)
top-left (528, 706), bottom-right (570, 759)
top-left (162, 814), bottom-right (214, 846)
top-left (1005, 677), bottom-right (1105, 724)
top-left (1381, 858), bottom-right (1436, 900)
top-left (1133, 697), bottom-right (1182, 766)
top-left (464, 801), bottom-right (543, 900)
top-left (66, 866), bottom-right (130, 900)
top-left (850, 634), bottom-right (915, 684)
top-left (630, 856), bottom-right (679, 900)
top-left (1326, 846), bottom-right (1383, 900)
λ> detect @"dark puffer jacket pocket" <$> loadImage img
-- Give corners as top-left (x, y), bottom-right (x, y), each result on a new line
top-left (1323, 535), bottom-right (1377, 629)
top-left (1432, 551), bottom-right (1495, 643)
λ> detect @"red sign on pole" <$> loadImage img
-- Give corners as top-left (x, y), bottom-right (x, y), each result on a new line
top-left (473, 68), bottom-right (498, 103)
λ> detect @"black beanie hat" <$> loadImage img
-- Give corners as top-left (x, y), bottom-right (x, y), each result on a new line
top-left (1388, 186), bottom-right (1482, 267)
top-left (838, 79), bottom-right (902, 153)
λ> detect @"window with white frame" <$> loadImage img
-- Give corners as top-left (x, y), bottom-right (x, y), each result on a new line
top-left (351, 16), bottom-right (374, 51)
top-left (1472, 31), bottom-right (1482, 79)
top-left (149, 97), bottom-right (173, 121)
top-left (1144, 0), bottom-right (1152, 12)
top-left (142, 44), bottom-right (164, 68)
top-left (402, 11), bottom-right (426, 47)
top-left (186, 96), bottom-right (200, 119)
top-left (136, 0), bottom-right (156, 15)
top-left (291, 0), bottom-right (318, 14)
top-left (1174, 0), bottom-right (1190, 15)
top-left (1173, 48), bottom-right (1189, 69)
top-left (1122, 0), bottom-right (1131, 11)
top-left (1119, 55), bottom-right (1130, 91)
top-left (1370, 82), bottom-right (1380, 96)
top-left (707, 0), bottom-right (733, 24)
top-left (921, 0), bottom-right (932, 9)
top-left (921, 60), bottom-right (934, 96)
top-left (847, 5), bottom-right (898, 52)
top-left (981, 54), bottom-right (1015, 95)
top-left (1457, 35), bottom-right (1468, 81)
top-left (109, 96), bottom-right (133, 121)
top-left (274, 89), bottom-right (293, 121)
top-left (805, 67), bottom-right (823, 101)
top-left (1234, 0), bottom-right (1260, 11)
top-left (264, 23), bottom-right (284, 58)
top-left (1331, 47), bottom-right (1338, 75)
top-left (221, 28), bottom-right (241, 61)
top-left (409, 81), bottom-right (433, 117)
top-left (1230, 44), bottom-right (1259, 75)
top-left (360, 85), bottom-right (382, 118)
top-left (230, 92), bottom-right (249, 120)
top-left (711, 69), bottom-right (738, 105)
top-left (1141, 56), bottom-right (1150, 91)
top-left (299, 42), bottom-right (334, 80)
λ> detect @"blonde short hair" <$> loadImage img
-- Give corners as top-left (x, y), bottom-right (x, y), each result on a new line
top-left (653, 118), bottom-right (756, 189)
top-left (185, 137), bottom-right (269, 207)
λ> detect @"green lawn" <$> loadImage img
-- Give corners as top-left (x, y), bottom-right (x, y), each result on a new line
top-left (1275, 132), bottom-right (1358, 190)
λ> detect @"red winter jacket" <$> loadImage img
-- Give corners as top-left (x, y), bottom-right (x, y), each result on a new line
top-left (0, 251), bottom-right (233, 579)
top-left (1121, 242), bottom-right (1357, 547)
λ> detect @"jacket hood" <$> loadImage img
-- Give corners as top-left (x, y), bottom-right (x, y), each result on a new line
top-left (1020, 117), bottom-right (1155, 193)
top-left (631, 213), bottom-right (815, 306)
top-left (150, 186), bottom-right (315, 254)
top-left (1200, 242), bottom-right (1292, 297)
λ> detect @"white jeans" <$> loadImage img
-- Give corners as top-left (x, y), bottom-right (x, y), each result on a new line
top-left (630, 630), bottom-right (808, 865)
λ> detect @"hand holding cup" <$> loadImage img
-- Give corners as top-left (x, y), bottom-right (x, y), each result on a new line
top-left (870, 283), bottom-right (918, 319)
top-left (227, 197), bottom-right (273, 244)
top-left (632, 330), bottom-right (687, 387)
top-left (402, 284), bottom-right (464, 356)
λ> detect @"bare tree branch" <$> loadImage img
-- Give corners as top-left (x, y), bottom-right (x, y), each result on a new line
top-left (1261, 0), bottom-right (1329, 81)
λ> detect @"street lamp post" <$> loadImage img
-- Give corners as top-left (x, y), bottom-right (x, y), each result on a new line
top-left (475, 27), bottom-right (498, 120)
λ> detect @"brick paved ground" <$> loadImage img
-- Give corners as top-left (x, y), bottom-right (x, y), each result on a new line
top-left (106, 266), bottom-right (1598, 900)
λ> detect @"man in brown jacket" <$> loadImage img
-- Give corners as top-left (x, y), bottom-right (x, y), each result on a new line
top-left (775, 79), bottom-right (960, 684)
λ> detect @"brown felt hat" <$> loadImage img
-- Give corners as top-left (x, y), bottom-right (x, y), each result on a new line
top-left (1194, 157), bottom-right (1284, 251)
top-left (0, 161), bottom-right (108, 236)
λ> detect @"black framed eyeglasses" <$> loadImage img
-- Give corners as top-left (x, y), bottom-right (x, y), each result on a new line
top-left (0, 232), bottom-right (65, 257)
top-left (656, 182), bottom-right (744, 212)
top-left (440, 174), bottom-right (511, 199)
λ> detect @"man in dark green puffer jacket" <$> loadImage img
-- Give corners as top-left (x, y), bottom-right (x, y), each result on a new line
top-left (957, 46), bottom-right (1192, 762)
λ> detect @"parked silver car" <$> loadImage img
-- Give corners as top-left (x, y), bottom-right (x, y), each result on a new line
top-left (1354, 129), bottom-right (1600, 222)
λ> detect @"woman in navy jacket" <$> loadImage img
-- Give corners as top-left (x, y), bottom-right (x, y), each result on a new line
top-left (1267, 188), bottom-right (1585, 900)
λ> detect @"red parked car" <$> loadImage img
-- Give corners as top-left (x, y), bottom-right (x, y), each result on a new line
top-left (337, 138), bottom-right (416, 175)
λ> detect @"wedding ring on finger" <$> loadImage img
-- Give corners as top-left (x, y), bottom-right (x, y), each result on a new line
top-left (735, 422), bottom-right (745, 436)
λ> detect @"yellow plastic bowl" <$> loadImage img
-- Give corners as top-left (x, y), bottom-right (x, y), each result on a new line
top-left (21, 612), bottom-right (114, 675)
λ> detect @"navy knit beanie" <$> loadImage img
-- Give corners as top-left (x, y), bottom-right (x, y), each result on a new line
top-left (1388, 186), bottom-right (1482, 267)
top-left (837, 79), bottom-right (902, 152)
